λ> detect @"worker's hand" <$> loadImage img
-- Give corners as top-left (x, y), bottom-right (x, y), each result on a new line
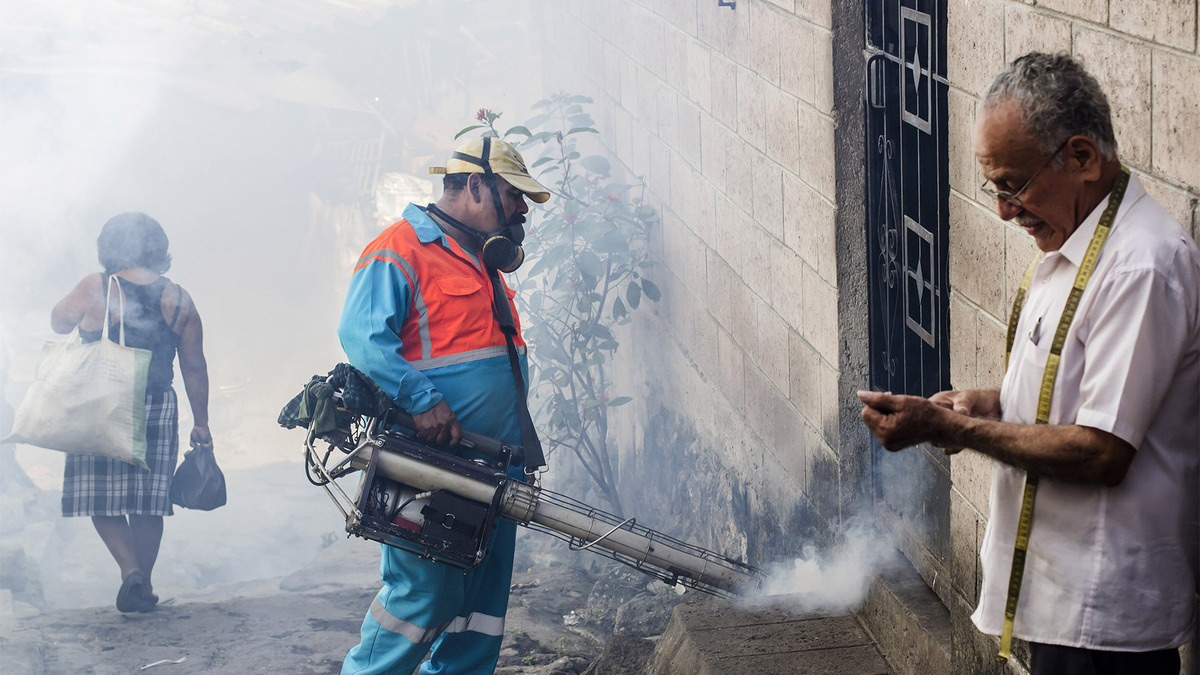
top-left (858, 390), bottom-right (953, 453)
top-left (412, 400), bottom-right (462, 447)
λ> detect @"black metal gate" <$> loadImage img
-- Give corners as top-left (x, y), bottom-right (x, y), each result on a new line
top-left (864, 0), bottom-right (952, 566)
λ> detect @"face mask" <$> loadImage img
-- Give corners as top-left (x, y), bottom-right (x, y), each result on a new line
top-left (425, 202), bottom-right (525, 273)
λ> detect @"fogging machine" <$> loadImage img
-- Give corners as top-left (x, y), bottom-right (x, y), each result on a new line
top-left (286, 370), bottom-right (763, 597)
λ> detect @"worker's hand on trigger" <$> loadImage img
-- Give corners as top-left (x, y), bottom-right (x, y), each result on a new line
top-left (412, 400), bottom-right (463, 447)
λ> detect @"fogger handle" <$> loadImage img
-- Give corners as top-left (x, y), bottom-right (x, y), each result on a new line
top-left (389, 410), bottom-right (525, 467)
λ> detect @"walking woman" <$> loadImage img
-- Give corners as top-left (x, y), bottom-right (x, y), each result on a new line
top-left (50, 212), bottom-right (211, 613)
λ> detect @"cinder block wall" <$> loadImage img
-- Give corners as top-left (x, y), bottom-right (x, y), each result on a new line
top-left (536, 0), bottom-right (853, 564)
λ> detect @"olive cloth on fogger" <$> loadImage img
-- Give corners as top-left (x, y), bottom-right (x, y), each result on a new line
top-left (278, 363), bottom-right (393, 437)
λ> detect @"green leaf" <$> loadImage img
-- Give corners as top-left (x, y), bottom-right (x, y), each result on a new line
top-left (613, 297), bottom-right (627, 321)
top-left (577, 251), bottom-right (604, 279)
top-left (580, 155), bottom-right (611, 175)
top-left (531, 156), bottom-right (555, 169)
top-left (607, 396), bottom-right (632, 407)
top-left (567, 127), bottom-right (599, 135)
top-left (626, 282), bottom-right (642, 309)
top-left (641, 279), bottom-right (661, 301)
top-left (504, 125), bottom-right (532, 138)
top-left (454, 124), bottom-right (484, 139)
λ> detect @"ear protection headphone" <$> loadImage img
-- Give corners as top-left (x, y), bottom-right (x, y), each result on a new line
top-left (428, 137), bottom-right (526, 273)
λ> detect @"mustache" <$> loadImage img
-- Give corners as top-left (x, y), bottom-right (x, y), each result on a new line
top-left (508, 214), bottom-right (526, 227)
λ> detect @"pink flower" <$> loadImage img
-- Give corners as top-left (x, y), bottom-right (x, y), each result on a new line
top-left (476, 108), bottom-right (492, 122)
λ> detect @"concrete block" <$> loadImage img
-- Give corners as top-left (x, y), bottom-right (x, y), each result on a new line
top-left (695, 179), bottom-right (718, 249)
top-left (706, 248), bottom-right (735, 332)
top-left (771, 400), bottom-right (808, 489)
top-left (763, 0), bottom-right (796, 14)
top-left (949, 294), bottom-right (978, 390)
top-left (819, 359), bottom-right (839, 447)
top-left (951, 447), bottom-right (992, 516)
top-left (1153, 51), bottom-right (1200, 191)
top-left (949, 194), bottom-right (1006, 320)
top-left (619, 53), bottom-right (639, 115)
top-left (1074, 28), bottom-right (1152, 171)
top-left (976, 313), bottom-right (1006, 390)
top-left (700, 113), bottom-right (726, 191)
top-left (636, 9), bottom-right (666, 77)
top-left (713, 194), bottom-right (743, 274)
top-left (1003, 224), bottom-right (1039, 321)
top-left (789, 331), bottom-right (822, 421)
top-left (1035, 0), bottom-right (1107, 24)
top-left (660, 208), bottom-right (688, 281)
top-left (797, 105), bottom-right (836, 201)
top-left (663, 27), bottom-right (689, 95)
top-left (813, 29), bottom-right (834, 116)
top-left (947, 0), bottom-right (1006, 99)
top-left (743, 361), bottom-right (776, 443)
top-left (857, 555), bottom-right (953, 675)
top-left (758, 303), bottom-right (791, 394)
top-left (807, 441), bottom-right (841, 523)
top-left (782, 172), bottom-right (837, 284)
top-left (686, 39), bottom-right (713, 112)
top-left (796, 0), bottom-right (834, 30)
top-left (678, 99), bottom-right (703, 170)
top-left (771, 241), bottom-right (806, 331)
top-left (765, 88), bottom-right (802, 174)
top-left (779, 14), bottom-right (816, 103)
top-left (948, 90), bottom-right (977, 198)
top-left (1004, 7), bottom-right (1071, 63)
top-left (717, 325), bottom-right (746, 412)
top-left (1111, 0), bottom-right (1196, 51)
top-left (737, 68), bottom-right (768, 152)
top-left (637, 66), bottom-right (661, 134)
top-left (741, 219), bottom-right (775, 303)
top-left (1140, 173), bottom-right (1200, 233)
top-left (631, 117), bottom-right (652, 178)
top-left (649, 134), bottom-right (673, 203)
top-left (949, 488), bottom-right (981, 608)
top-left (666, 273), bottom-right (695, 347)
top-left (752, 158), bottom-right (785, 240)
top-left (658, 86), bottom-right (680, 149)
top-left (802, 265), bottom-right (839, 364)
top-left (751, 1), bottom-right (783, 86)
top-left (693, 310), bottom-right (720, 383)
top-left (730, 277), bottom-right (761, 364)
top-left (724, 124), bottom-right (756, 213)
top-left (710, 55), bottom-right (739, 129)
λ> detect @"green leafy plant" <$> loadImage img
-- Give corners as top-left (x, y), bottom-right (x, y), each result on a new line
top-left (456, 95), bottom-right (660, 514)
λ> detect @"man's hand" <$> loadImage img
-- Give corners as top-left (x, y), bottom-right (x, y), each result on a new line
top-left (858, 390), bottom-right (956, 452)
top-left (927, 389), bottom-right (1001, 454)
top-left (412, 400), bottom-right (463, 447)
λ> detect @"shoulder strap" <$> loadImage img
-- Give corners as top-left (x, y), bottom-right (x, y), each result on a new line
top-left (487, 269), bottom-right (546, 472)
top-left (169, 283), bottom-right (183, 330)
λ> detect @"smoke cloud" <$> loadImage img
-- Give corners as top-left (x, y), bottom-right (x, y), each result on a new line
top-left (751, 516), bottom-right (898, 614)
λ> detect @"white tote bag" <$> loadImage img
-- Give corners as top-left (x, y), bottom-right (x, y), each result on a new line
top-left (5, 277), bottom-right (152, 468)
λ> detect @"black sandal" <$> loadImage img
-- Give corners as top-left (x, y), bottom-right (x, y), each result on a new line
top-left (116, 571), bottom-right (146, 613)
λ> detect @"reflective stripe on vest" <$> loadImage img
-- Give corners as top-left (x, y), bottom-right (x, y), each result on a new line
top-left (353, 219), bottom-right (525, 368)
top-left (443, 611), bottom-right (505, 637)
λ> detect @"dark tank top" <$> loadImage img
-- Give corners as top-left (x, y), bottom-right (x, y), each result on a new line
top-left (81, 275), bottom-right (181, 394)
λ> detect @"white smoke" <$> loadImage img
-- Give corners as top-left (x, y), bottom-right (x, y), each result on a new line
top-left (751, 517), bottom-right (898, 614)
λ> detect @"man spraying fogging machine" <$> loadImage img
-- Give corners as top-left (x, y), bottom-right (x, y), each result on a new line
top-left (281, 138), bottom-right (762, 675)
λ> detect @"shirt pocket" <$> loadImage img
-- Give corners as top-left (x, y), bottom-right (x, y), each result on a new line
top-left (431, 276), bottom-right (491, 340)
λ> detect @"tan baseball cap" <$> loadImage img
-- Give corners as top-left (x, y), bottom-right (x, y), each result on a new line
top-left (430, 137), bottom-right (551, 203)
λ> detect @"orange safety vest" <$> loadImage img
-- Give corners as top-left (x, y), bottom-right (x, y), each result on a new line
top-left (353, 217), bottom-right (526, 372)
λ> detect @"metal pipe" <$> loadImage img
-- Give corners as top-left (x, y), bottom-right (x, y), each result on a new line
top-left (356, 443), bottom-right (760, 594)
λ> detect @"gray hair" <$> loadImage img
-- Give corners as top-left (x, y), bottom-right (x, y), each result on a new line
top-left (983, 52), bottom-right (1117, 161)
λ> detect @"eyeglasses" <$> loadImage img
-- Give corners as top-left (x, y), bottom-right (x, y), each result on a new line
top-left (979, 139), bottom-right (1069, 208)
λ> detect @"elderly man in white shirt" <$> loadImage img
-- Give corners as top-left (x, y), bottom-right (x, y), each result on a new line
top-left (859, 52), bottom-right (1200, 675)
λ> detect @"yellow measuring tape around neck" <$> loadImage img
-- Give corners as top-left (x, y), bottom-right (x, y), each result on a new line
top-left (996, 167), bottom-right (1130, 662)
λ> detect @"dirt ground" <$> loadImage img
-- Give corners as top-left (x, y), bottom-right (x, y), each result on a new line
top-left (0, 462), bottom-right (690, 675)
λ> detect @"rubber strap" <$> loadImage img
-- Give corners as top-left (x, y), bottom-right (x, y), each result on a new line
top-left (488, 269), bottom-right (546, 472)
top-left (995, 167), bottom-right (1130, 662)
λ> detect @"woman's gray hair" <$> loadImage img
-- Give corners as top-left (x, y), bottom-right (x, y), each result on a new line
top-left (983, 52), bottom-right (1117, 161)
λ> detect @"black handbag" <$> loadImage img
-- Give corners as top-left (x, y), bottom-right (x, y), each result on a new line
top-left (170, 445), bottom-right (227, 510)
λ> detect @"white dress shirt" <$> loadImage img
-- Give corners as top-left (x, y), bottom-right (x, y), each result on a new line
top-left (971, 173), bottom-right (1200, 650)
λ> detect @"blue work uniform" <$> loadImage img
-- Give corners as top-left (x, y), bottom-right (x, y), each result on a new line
top-left (338, 202), bottom-right (528, 675)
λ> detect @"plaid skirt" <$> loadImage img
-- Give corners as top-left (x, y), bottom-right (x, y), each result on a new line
top-left (62, 389), bottom-right (179, 517)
